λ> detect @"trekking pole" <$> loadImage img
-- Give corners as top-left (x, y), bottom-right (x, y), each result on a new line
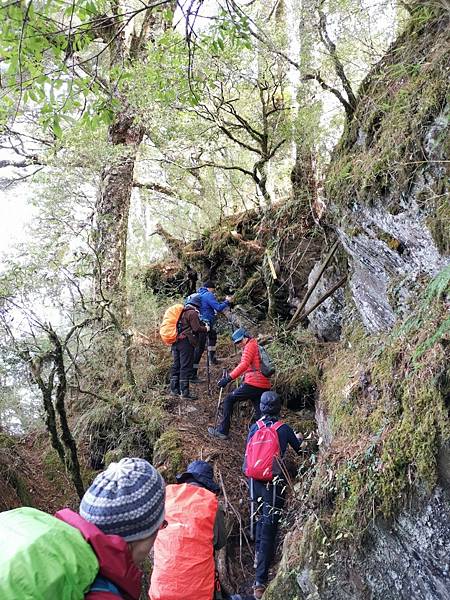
top-left (213, 368), bottom-right (227, 431)
top-left (206, 330), bottom-right (211, 397)
top-left (228, 308), bottom-right (237, 356)
top-left (250, 477), bottom-right (255, 541)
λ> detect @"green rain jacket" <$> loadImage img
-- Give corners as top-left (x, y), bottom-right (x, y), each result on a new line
top-left (0, 507), bottom-right (99, 599)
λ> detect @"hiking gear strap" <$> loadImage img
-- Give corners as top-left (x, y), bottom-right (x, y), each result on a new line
top-left (206, 332), bottom-right (211, 396)
top-left (249, 477), bottom-right (255, 541)
top-left (256, 419), bottom-right (282, 432)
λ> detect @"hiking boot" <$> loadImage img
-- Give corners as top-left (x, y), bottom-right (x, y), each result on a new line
top-left (180, 380), bottom-right (197, 400)
top-left (190, 375), bottom-right (203, 384)
top-left (169, 376), bottom-right (180, 397)
top-left (253, 583), bottom-right (266, 599)
top-left (208, 351), bottom-right (221, 365)
top-left (207, 426), bottom-right (229, 440)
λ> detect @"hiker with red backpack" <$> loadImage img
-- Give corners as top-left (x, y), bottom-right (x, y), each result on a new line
top-left (0, 458), bottom-right (166, 600)
top-left (244, 391), bottom-right (302, 599)
top-left (149, 460), bottom-right (227, 600)
top-left (208, 328), bottom-right (272, 440)
top-left (169, 294), bottom-right (208, 400)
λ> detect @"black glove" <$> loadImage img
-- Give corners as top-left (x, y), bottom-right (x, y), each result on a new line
top-left (217, 375), bottom-right (232, 388)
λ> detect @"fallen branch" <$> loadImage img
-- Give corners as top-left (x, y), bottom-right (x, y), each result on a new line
top-left (297, 275), bottom-right (347, 322)
top-left (287, 240), bottom-right (340, 330)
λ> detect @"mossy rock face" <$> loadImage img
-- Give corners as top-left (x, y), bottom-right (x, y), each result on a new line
top-left (104, 448), bottom-right (126, 466)
top-left (152, 429), bottom-right (184, 483)
top-left (275, 265), bottom-right (450, 598)
top-left (264, 570), bottom-right (303, 600)
top-left (327, 6), bottom-right (449, 212)
top-left (322, 6), bottom-right (449, 335)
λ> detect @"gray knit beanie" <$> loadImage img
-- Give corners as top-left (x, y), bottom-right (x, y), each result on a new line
top-left (80, 458), bottom-right (165, 542)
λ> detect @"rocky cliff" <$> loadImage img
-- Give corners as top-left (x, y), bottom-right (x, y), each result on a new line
top-left (265, 4), bottom-right (450, 598)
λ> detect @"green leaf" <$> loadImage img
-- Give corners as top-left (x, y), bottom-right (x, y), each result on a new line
top-left (52, 116), bottom-right (62, 138)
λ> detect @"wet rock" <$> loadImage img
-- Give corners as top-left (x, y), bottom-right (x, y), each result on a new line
top-left (294, 487), bottom-right (450, 600)
top-left (305, 263), bottom-right (345, 341)
top-left (339, 199), bottom-right (447, 333)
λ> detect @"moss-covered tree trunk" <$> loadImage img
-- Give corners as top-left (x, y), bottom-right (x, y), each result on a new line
top-left (93, 3), bottom-right (176, 311)
top-left (94, 112), bottom-right (144, 304)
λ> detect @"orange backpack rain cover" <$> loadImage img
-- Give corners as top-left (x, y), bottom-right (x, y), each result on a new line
top-left (159, 304), bottom-right (184, 345)
top-left (149, 484), bottom-right (218, 600)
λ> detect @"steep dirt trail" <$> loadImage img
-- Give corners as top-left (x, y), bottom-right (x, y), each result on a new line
top-left (163, 339), bottom-right (309, 595)
top-left (168, 347), bottom-right (255, 590)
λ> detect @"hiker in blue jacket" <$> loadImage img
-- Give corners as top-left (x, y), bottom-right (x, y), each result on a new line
top-left (245, 391), bottom-right (302, 600)
top-left (191, 280), bottom-right (232, 382)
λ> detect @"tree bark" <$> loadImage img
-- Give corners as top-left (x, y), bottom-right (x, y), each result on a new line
top-left (50, 328), bottom-right (85, 499)
top-left (94, 111), bottom-right (144, 304)
top-left (93, 2), bottom-right (176, 309)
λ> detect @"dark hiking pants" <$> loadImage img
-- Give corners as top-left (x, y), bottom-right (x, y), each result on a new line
top-left (249, 477), bottom-right (286, 585)
top-left (193, 327), bottom-right (217, 372)
top-left (217, 383), bottom-right (265, 435)
top-left (171, 337), bottom-right (195, 390)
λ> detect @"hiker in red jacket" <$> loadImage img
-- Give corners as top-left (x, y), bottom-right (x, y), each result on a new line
top-left (57, 457), bottom-right (166, 600)
top-left (208, 328), bottom-right (271, 440)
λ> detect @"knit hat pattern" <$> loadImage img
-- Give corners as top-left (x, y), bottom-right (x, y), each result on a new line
top-left (80, 458), bottom-right (165, 542)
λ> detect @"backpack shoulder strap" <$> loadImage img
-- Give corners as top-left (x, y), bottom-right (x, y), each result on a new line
top-left (272, 421), bottom-right (283, 431)
top-left (256, 419), bottom-right (266, 430)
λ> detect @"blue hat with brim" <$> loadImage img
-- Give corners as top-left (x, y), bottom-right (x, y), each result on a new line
top-left (176, 460), bottom-right (220, 494)
top-left (231, 328), bottom-right (249, 344)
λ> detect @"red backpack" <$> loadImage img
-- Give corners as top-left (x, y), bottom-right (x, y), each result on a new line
top-left (244, 420), bottom-right (283, 481)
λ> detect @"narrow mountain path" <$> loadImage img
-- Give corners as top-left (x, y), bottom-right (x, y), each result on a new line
top-left (162, 338), bottom-right (313, 595)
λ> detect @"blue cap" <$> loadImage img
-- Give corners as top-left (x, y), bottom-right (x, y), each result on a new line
top-left (176, 460), bottom-right (220, 494)
top-left (185, 293), bottom-right (202, 309)
top-left (231, 328), bottom-right (249, 344)
top-left (260, 391), bottom-right (281, 416)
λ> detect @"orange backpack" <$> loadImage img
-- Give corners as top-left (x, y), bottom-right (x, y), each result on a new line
top-left (159, 304), bottom-right (184, 345)
top-left (149, 484), bottom-right (218, 600)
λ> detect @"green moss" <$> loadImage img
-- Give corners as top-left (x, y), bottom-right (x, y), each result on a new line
top-left (8, 471), bottom-right (33, 505)
top-left (43, 449), bottom-right (63, 482)
top-left (0, 432), bottom-right (16, 449)
top-left (426, 195), bottom-right (450, 255)
top-left (316, 265), bottom-right (450, 541)
top-left (104, 448), bottom-right (125, 466)
top-left (264, 570), bottom-right (301, 600)
top-left (76, 396), bottom-right (166, 467)
top-left (153, 429), bottom-right (184, 482)
top-left (326, 8), bottom-right (448, 214)
top-left (269, 332), bottom-right (321, 407)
